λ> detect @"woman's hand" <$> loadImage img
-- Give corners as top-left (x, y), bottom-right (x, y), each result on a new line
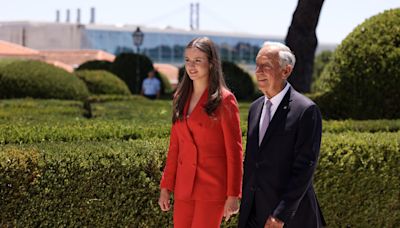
top-left (158, 188), bottom-right (171, 211)
top-left (223, 196), bottom-right (240, 221)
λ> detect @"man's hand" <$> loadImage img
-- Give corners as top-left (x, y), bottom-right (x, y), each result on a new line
top-left (158, 188), bottom-right (171, 211)
top-left (264, 216), bottom-right (284, 228)
top-left (223, 196), bottom-right (240, 221)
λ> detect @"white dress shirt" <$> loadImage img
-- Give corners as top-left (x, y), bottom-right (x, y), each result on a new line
top-left (259, 82), bottom-right (290, 130)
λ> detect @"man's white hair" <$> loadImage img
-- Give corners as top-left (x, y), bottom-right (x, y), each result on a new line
top-left (262, 41), bottom-right (296, 69)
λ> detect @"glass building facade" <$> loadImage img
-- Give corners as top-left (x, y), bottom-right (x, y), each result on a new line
top-left (82, 25), bottom-right (283, 65)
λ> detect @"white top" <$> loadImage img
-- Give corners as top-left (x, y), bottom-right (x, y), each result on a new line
top-left (259, 82), bottom-right (290, 127)
top-left (142, 77), bottom-right (161, 95)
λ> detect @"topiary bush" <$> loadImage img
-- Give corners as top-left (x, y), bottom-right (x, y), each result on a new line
top-left (178, 62), bottom-right (255, 100)
top-left (75, 70), bottom-right (130, 95)
top-left (0, 58), bottom-right (23, 68)
top-left (111, 53), bottom-right (154, 94)
top-left (156, 71), bottom-right (173, 96)
top-left (0, 60), bottom-right (89, 100)
top-left (76, 60), bottom-right (113, 72)
top-left (311, 50), bottom-right (333, 93)
top-left (222, 61), bottom-right (255, 100)
top-left (314, 8), bottom-right (400, 119)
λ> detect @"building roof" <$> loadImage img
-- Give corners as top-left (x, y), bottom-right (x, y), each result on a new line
top-left (39, 49), bottom-right (115, 67)
top-left (0, 40), bottom-right (39, 55)
top-left (154, 63), bottom-right (179, 88)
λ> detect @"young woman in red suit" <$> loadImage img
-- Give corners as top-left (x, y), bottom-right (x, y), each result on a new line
top-left (158, 37), bottom-right (243, 228)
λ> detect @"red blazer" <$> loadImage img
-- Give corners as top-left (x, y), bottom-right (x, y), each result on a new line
top-left (160, 88), bottom-right (243, 201)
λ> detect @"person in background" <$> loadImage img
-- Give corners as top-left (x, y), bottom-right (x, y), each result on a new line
top-left (238, 42), bottom-right (326, 228)
top-left (141, 69), bottom-right (161, 99)
top-left (158, 37), bottom-right (243, 228)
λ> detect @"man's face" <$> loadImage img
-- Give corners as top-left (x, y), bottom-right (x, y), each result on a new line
top-left (255, 46), bottom-right (288, 98)
top-left (148, 71), bottom-right (155, 78)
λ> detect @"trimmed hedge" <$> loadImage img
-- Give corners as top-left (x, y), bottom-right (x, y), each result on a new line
top-left (0, 60), bottom-right (89, 100)
top-left (75, 70), bottom-right (131, 95)
top-left (0, 121), bottom-right (170, 145)
top-left (111, 53), bottom-right (154, 94)
top-left (315, 132), bottom-right (400, 227)
top-left (156, 71), bottom-right (173, 95)
top-left (76, 60), bottom-right (113, 72)
top-left (178, 61), bottom-right (255, 100)
top-left (222, 61), bottom-right (255, 100)
top-left (0, 58), bottom-right (23, 68)
top-left (1, 133), bottom-right (399, 227)
top-left (2, 99), bottom-right (400, 145)
top-left (311, 50), bottom-right (332, 93)
top-left (314, 9), bottom-right (400, 119)
top-left (0, 139), bottom-right (172, 227)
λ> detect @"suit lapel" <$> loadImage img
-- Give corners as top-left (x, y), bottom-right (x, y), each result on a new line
top-left (180, 89), bottom-right (208, 144)
top-left (259, 88), bottom-right (292, 150)
top-left (248, 97), bottom-right (264, 148)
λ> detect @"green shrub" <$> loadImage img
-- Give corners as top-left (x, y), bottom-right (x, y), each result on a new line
top-left (156, 71), bottom-right (173, 95)
top-left (0, 139), bottom-right (172, 227)
top-left (0, 99), bottom-right (84, 124)
top-left (0, 60), bottom-right (89, 100)
top-left (323, 119), bottom-right (400, 133)
top-left (76, 60), bottom-right (113, 72)
top-left (178, 61), bottom-right (255, 100)
top-left (75, 70), bottom-right (130, 95)
top-left (311, 50), bottom-right (333, 93)
top-left (222, 61), bottom-right (255, 100)
top-left (0, 120), bottom-right (171, 145)
top-left (1, 133), bottom-right (399, 227)
top-left (0, 58), bottom-right (23, 68)
top-left (315, 132), bottom-right (400, 227)
top-left (314, 9), bottom-right (400, 119)
top-left (111, 53), bottom-right (154, 94)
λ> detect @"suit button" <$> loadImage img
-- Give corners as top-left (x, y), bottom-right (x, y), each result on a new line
top-left (255, 163), bottom-right (259, 168)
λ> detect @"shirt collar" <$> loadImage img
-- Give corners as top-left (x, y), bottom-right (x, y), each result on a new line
top-left (264, 82), bottom-right (290, 109)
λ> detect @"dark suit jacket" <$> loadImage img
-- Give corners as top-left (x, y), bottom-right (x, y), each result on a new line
top-left (238, 87), bottom-right (326, 228)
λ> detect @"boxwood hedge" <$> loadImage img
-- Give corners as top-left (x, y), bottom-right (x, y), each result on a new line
top-left (75, 70), bottom-right (131, 95)
top-left (1, 132), bottom-right (399, 227)
top-left (0, 60), bottom-right (89, 100)
top-left (314, 9), bottom-right (400, 119)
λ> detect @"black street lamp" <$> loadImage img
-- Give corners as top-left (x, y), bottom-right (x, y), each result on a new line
top-left (132, 27), bottom-right (144, 53)
top-left (132, 27), bottom-right (144, 94)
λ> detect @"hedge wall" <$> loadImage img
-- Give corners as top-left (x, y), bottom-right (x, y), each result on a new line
top-left (1, 132), bottom-right (399, 227)
top-left (315, 132), bottom-right (400, 227)
top-left (0, 139), bottom-right (172, 227)
top-left (0, 60), bottom-right (89, 100)
top-left (75, 70), bottom-right (131, 95)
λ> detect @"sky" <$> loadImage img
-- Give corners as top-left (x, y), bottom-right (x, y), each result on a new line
top-left (0, 0), bottom-right (399, 44)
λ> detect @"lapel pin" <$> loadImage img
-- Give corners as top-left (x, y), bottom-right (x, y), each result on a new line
top-left (283, 106), bottom-right (288, 109)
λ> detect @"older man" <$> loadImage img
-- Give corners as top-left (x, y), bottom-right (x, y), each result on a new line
top-left (238, 42), bottom-right (326, 228)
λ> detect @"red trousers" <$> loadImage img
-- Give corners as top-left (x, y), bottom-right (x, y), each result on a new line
top-left (173, 199), bottom-right (225, 228)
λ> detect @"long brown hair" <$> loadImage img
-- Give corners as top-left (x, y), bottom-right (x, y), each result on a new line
top-left (172, 37), bottom-right (227, 123)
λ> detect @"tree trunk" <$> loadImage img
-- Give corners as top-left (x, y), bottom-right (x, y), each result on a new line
top-left (285, 0), bottom-right (325, 93)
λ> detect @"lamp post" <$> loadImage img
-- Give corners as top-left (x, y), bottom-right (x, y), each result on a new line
top-left (132, 27), bottom-right (144, 53)
top-left (132, 27), bottom-right (144, 94)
